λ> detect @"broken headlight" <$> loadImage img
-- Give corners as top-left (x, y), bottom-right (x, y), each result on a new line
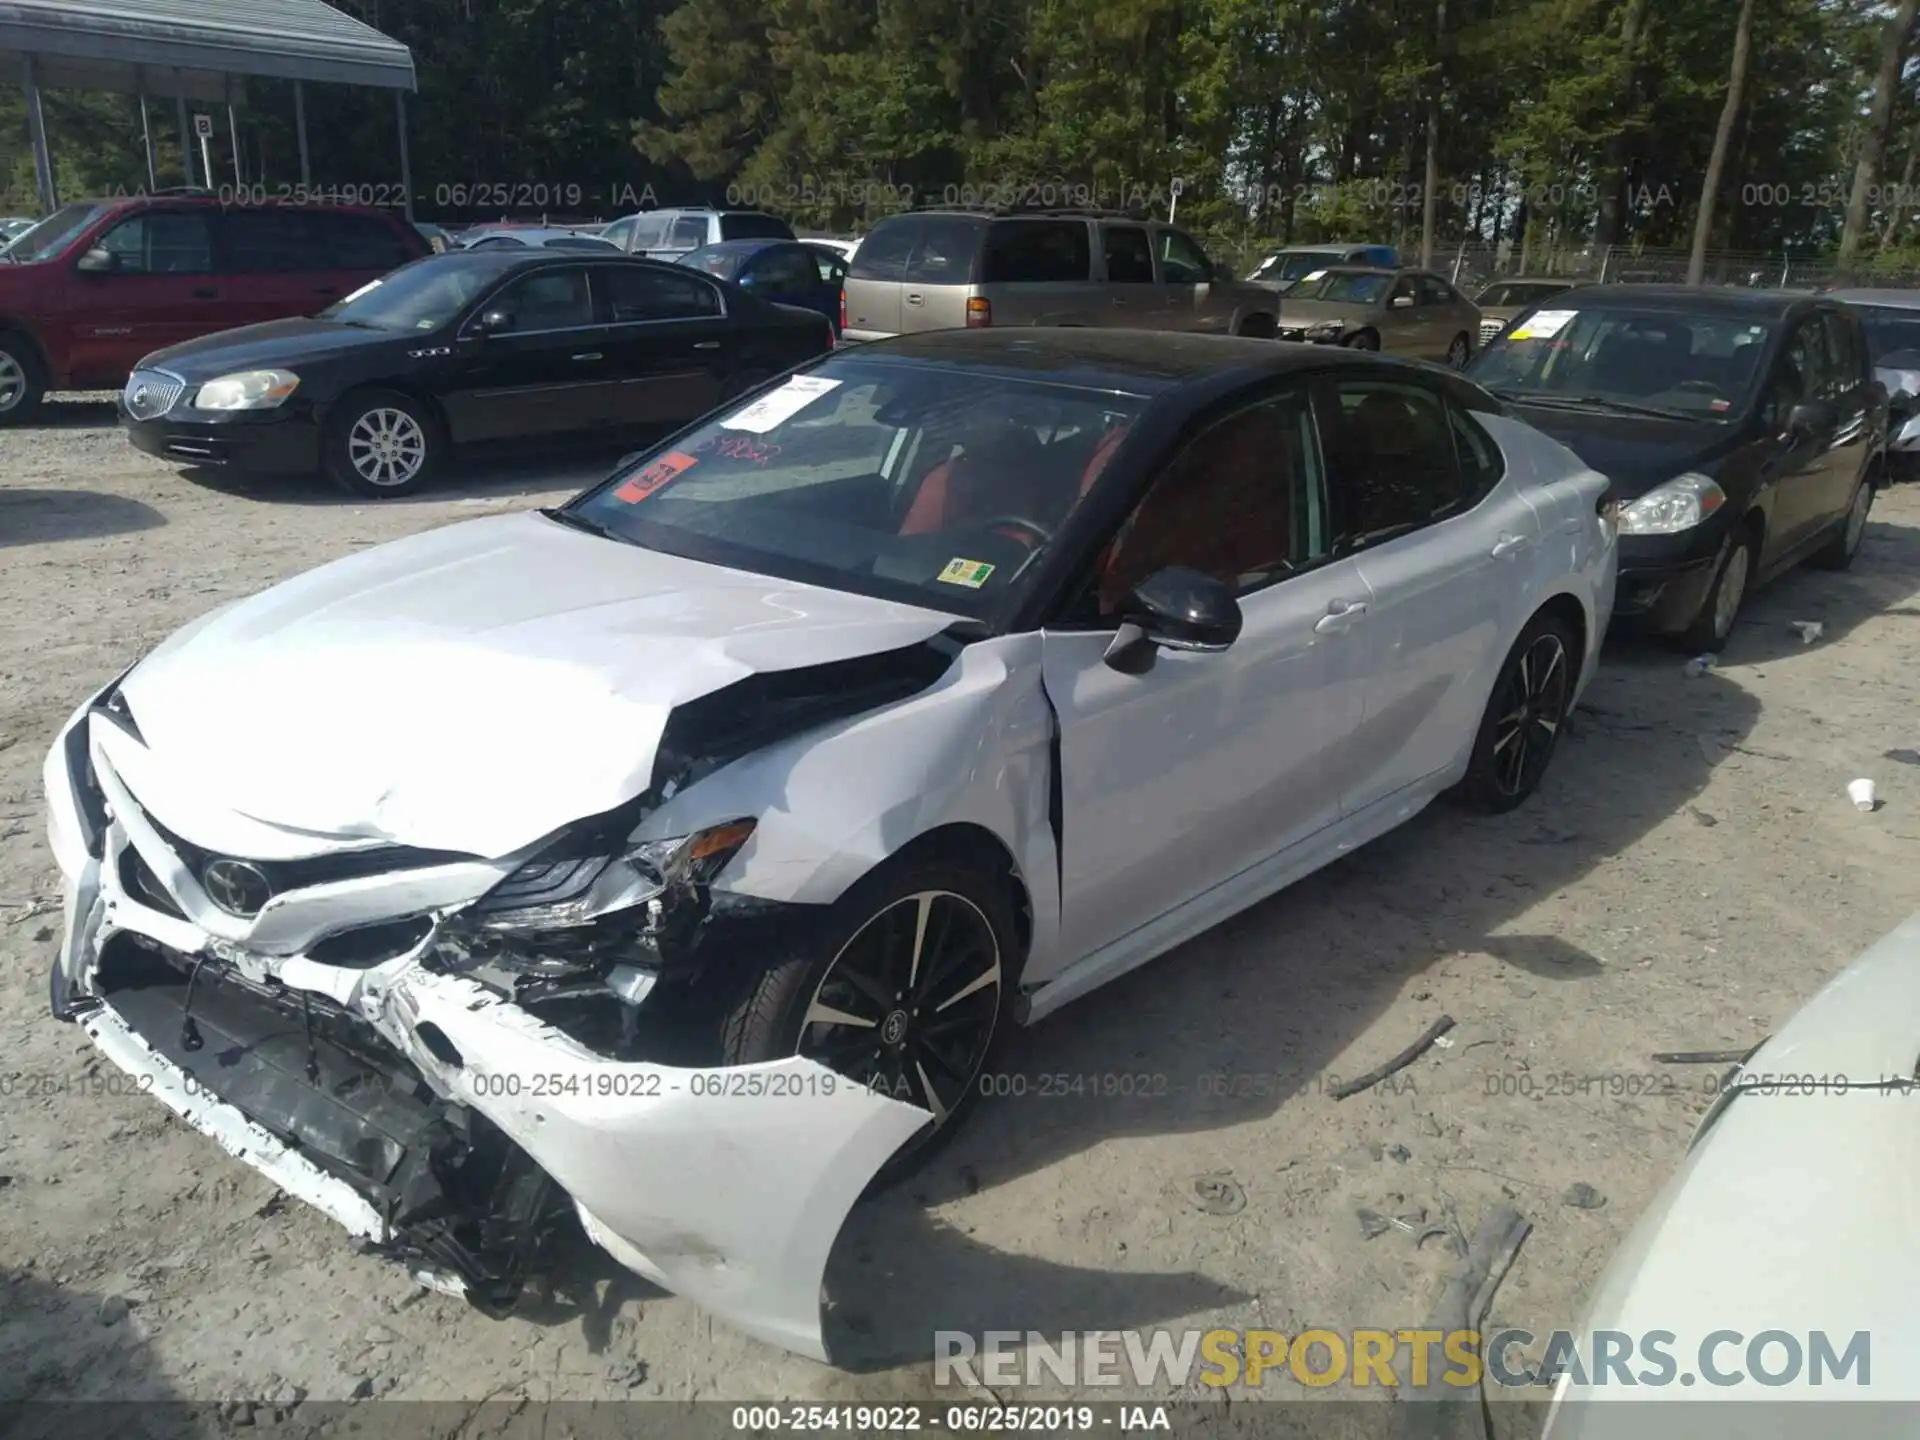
top-left (472, 819), bottom-right (757, 932)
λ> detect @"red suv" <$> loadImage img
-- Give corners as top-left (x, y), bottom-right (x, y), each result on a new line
top-left (0, 193), bottom-right (427, 424)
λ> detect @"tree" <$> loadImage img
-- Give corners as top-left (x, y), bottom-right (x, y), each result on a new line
top-left (1688, 0), bottom-right (1758, 283)
top-left (1839, 0), bottom-right (1920, 265)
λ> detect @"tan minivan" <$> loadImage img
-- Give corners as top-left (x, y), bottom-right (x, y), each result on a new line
top-left (841, 208), bottom-right (1279, 342)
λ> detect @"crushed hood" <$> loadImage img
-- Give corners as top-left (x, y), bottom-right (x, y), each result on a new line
top-left (118, 512), bottom-right (957, 858)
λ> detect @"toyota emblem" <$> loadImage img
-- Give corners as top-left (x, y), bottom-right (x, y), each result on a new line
top-left (201, 859), bottom-right (272, 917)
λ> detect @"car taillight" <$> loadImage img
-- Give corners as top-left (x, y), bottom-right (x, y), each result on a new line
top-left (840, 289), bottom-right (848, 333)
top-left (966, 297), bottom-right (991, 327)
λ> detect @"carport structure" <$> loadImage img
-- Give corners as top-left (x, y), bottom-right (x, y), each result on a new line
top-left (1, 0), bottom-right (417, 217)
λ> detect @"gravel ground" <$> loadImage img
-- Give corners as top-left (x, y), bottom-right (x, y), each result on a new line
top-left (4, 397), bottom-right (1920, 1432)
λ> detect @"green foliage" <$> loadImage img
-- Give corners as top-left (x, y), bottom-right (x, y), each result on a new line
top-left (0, 0), bottom-right (1910, 260)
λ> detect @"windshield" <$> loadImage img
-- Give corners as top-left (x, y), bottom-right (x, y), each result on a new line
top-left (1250, 251), bottom-right (1343, 284)
top-left (680, 244), bottom-right (743, 278)
top-left (1291, 271), bottom-right (1391, 304)
top-left (1470, 307), bottom-right (1771, 417)
top-left (4, 203), bottom-right (104, 263)
top-left (566, 358), bottom-right (1144, 619)
top-left (1477, 282), bottom-right (1569, 308)
top-left (319, 255), bottom-right (516, 331)
top-left (1860, 308), bottom-right (1920, 366)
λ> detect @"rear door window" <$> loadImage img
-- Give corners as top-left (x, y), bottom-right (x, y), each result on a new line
top-left (1821, 310), bottom-right (1866, 404)
top-left (594, 265), bottom-right (724, 323)
top-left (312, 212), bottom-right (416, 270)
top-left (668, 215), bottom-right (711, 249)
top-left (744, 245), bottom-right (818, 292)
top-left (980, 220), bottom-right (1091, 283)
top-left (630, 215), bottom-right (668, 251)
top-left (219, 209), bottom-right (325, 272)
top-left (904, 216), bottom-right (984, 285)
top-left (1103, 225), bottom-right (1155, 283)
top-left (1156, 228), bottom-right (1212, 284)
top-left (847, 219), bottom-right (918, 281)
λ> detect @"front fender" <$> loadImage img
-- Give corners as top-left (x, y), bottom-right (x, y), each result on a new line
top-left (634, 634), bottom-right (1063, 976)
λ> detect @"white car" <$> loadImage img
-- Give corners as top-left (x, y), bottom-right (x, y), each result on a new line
top-left (44, 330), bottom-right (1615, 1361)
top-left (1827, 288), bottom-right (1920, 476)
top-left (1544, 909), bottom-right (1920, 1438)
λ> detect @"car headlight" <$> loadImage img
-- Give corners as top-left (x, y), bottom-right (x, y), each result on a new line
top-left (193, 369), bottom-right (300, 410)
top-left (1615, 473), bottom-right (1726, 535)
top-left (473, 818), bottom-right (757, 931)
top-left (1306, 319), bottom-right (1345, 336)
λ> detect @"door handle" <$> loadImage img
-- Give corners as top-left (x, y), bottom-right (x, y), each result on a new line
top-left (571, 352), bottom-right (603, 362)
top-left (1491, 533), bottom-right (1528, 558)
top-left (904, 293), bottom-right (925, 306)
top-left (190, 286), bottom-right (219, 299)
top-left (1314, 600), bottom-right (1367, 634)
top-left (693, 340), bottom-right (722, 350)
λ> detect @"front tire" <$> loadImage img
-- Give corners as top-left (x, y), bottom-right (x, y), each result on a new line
top-left (1678, 527), bottom-right (1755, 652)
top-left (1459, 610), bottom-right (1578, 814)
top-left (0, 331), bottom-right (47, 426)
top-left (1344, 329), bottom-right (1380, 352)
top-left (322, 389), bottom-right (441, 498)
top-left (1812, 473), bottom-right (1873, 570)
top-left (716, 850), bottom-right (1019, 1181)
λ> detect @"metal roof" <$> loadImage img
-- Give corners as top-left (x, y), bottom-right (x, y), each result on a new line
top-left (0, 0), bottom-right (415, 97)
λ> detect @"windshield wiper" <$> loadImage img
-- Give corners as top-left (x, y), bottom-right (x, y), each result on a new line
top-left (539, 506), bottom-right (630, 543)
top-left (1502, 391), bottom-right (1699, 422)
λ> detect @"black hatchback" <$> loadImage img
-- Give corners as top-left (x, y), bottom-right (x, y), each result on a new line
top-left (1468, 285), bottom-right (1898, 649)
top-left (118, 249), bottom-right (834, 497)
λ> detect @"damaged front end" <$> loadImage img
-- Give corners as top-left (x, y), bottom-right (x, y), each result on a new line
top-left (42, 671), bottom-right (935, 1360)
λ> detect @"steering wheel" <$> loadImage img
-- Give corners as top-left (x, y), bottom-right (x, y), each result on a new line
top-left (1672, 380), bottom-right (1728, 398)
top-left (978, 515), bottom-right (1054, 548)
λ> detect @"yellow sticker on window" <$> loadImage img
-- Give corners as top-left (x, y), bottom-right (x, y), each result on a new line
top-left (937, 558), bottom-right (995, 588)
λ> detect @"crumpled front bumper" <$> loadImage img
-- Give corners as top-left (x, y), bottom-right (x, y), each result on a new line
top-left (42, 687), bottom-right (930, 1362)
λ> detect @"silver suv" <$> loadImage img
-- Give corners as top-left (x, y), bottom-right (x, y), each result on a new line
top-left (601, 208), bottom-right (794, 262)
top-left (841, 208), bottom-right (1278, 342)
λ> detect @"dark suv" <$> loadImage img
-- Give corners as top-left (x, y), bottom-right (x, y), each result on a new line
top-left (0, 192), bottom-right (428, 424)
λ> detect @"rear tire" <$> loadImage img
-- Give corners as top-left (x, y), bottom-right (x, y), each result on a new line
top-left (1812, 473), bottom-right (1873, 571)
top-left (1677, 527), bottom-right (1755, 652)
top-left (1344, 329), bottom-right (1380, 352)
top-left (0, 332), bottom-right (47, 426)
top-left (322, 389), bottom-right (441, 499)
top-left (1237, 314), bottom-right (1277, 339)
top-left (1459, 610), bottom-right (1579, 814)
top-left (715, 849), bottom-right (1021, 1183)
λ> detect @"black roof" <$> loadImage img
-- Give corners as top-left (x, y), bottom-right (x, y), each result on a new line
top-left (1551, 284), bottom-right (1820, 318)
top-left (841, 327), bottom-right (1457, 395)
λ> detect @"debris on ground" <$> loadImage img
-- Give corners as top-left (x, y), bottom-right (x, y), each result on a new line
top-left (1653, 1044), bottom-right (1759, 1065)
top-left (1384, 1143), bottom-right (1413, 1163)
top-left (1792, 620), bottom-right (1825, 645)
top-left (1562, 1182), bottom-right (1607, 1210)
top-left (1885, 748), bottom-right (1920, 766)
top-left (1330, 1016), bottom-right (1456, 1099)
top-left (1188, 1173), bottom-right (1247, 1216)
top-left (1684, 655), bottom-right (1716, 677)
top-left (1399, 1203), bottom-right (1531, 1438)
top-left (1688, 806), bottom-right (1720, 827)
top-left (1848, 777), bottom-right (1879, 812)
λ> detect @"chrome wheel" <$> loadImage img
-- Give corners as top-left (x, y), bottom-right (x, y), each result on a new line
top-left (798, 889), bottom-right (1002, 1127)
top-left (0, 349), bottom-right (25, 413)
top-left (1711, 540), bottom-right (1750, 641)
top-left (1490, 631), bottom-right (1570, 800)
top-left (1447, 334), bottom-right (1470, 368)
top-left (346, 406), bottom-right (428, 488)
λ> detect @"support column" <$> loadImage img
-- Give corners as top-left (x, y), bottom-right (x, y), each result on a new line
top-left (138, 81), bottom-right (158, 190)
top-left (293, 80), bottom-right (311, 187)
top-left (395, 90), bottom-right (414, 221)
top-left (228, 103), bottom-right (242, 188)
top-left (22, 55), bottom-right (55, 214)
top-left (174, 78), bottom-right (192, 187)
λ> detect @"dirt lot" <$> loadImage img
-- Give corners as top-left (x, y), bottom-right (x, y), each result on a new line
top-left (5, 398), bottom-right (1920, 1430)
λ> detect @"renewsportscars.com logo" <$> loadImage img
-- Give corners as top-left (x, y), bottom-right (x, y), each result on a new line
top-left (934, 1329), bottom-right (1874, 1390)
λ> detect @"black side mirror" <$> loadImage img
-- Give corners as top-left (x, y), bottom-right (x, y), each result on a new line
top-left (1787, 399), bottom-right (1838, 438)
top-left (74, 247), bottom-right (115, 275)
top-left (473, 309), bottom-right (514, 336)
top-left (1104, 566), bottom-right (1243, 671)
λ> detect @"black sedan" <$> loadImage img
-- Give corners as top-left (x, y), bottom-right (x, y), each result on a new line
top-left (118, 250), bottom-right (835, 497)
top-left (1469, 285), bottom-right (1896, 649)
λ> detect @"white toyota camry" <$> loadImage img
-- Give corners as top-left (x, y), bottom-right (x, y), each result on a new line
top-left (43, 329), bottom-right (1616, 1360)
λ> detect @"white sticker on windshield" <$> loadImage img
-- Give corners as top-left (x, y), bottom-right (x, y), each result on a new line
top-left (339, 278), bottom-right (382, 304)
top-left (1509, 308), bottom-right (1576, 341)
top-left (1303, 269), bottom-right (1328, 282)
top-left (720, 375), bottom-right (842, 433)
